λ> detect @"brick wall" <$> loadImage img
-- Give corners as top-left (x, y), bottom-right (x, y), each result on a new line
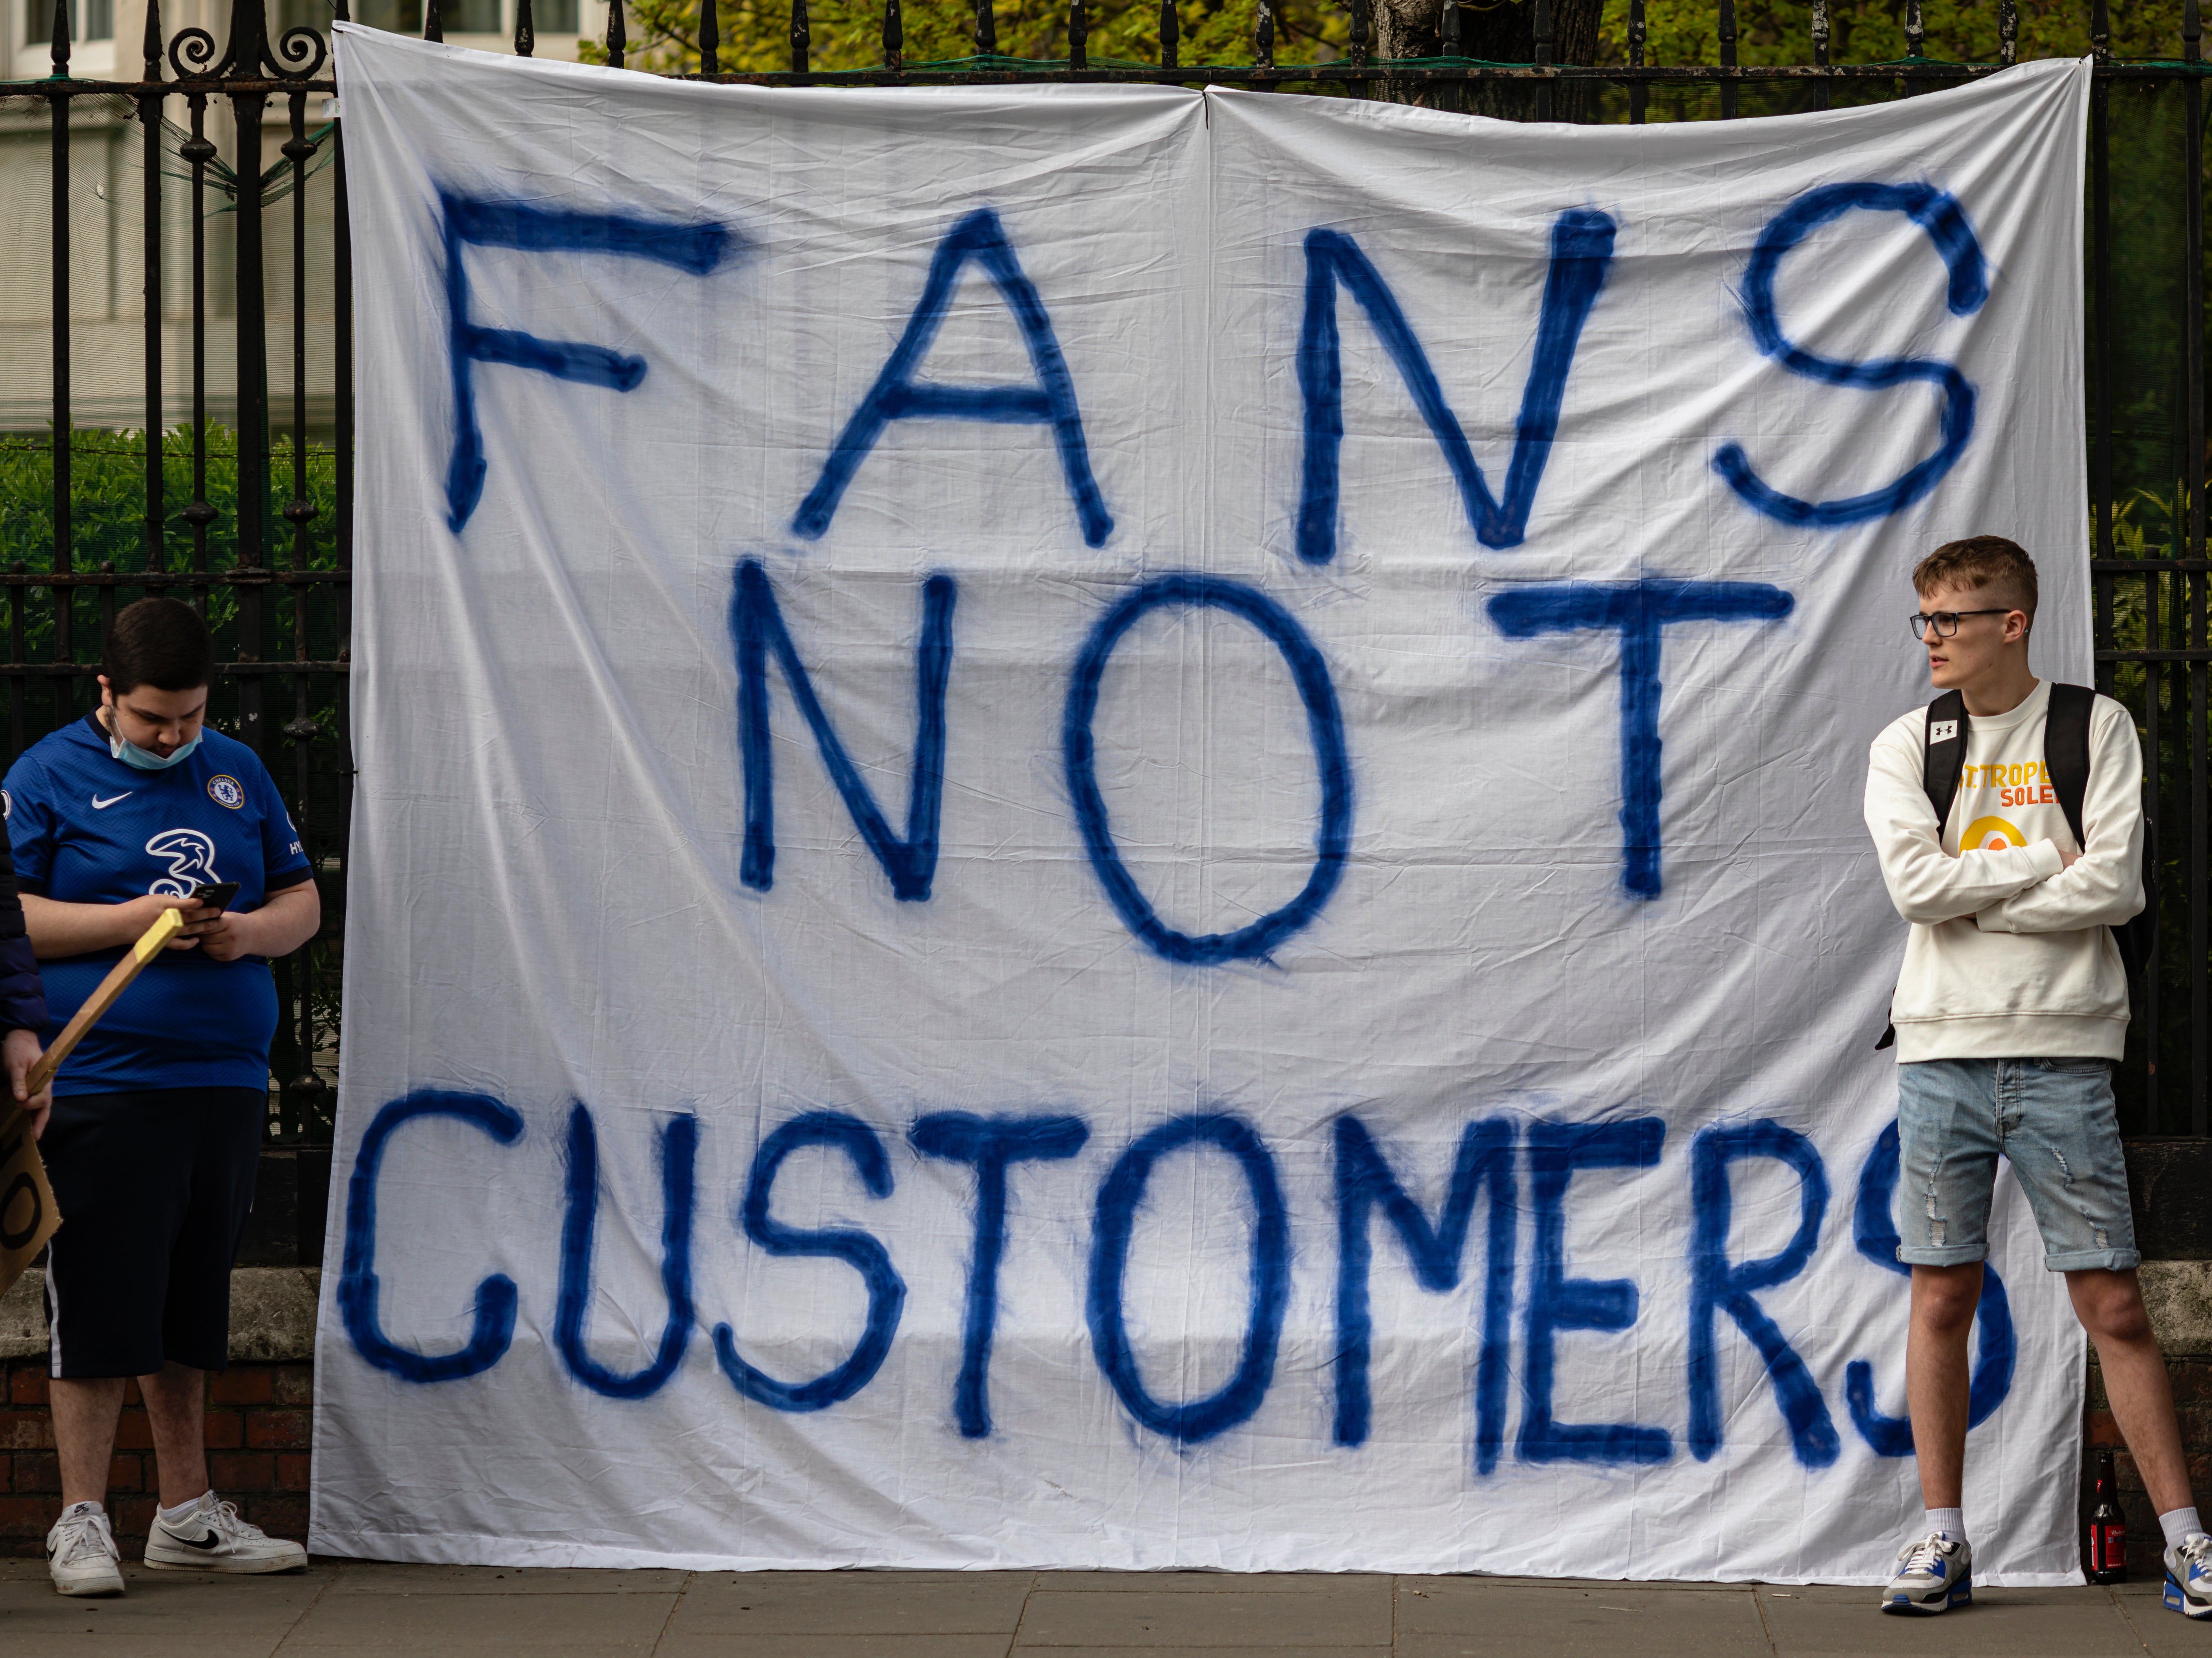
top-left (9, 1351), bottom-right (2210, 1569)
top-left (2087, 1354), bottom-right (2212, 1579)
top-left (0, 1172), bottom-right (2207, 1571)
top-left (1, 1359), bottom-right (314, 1558)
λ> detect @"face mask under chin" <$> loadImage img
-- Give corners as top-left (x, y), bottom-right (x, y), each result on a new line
top-left (104, 712), bottom-right (202, 771)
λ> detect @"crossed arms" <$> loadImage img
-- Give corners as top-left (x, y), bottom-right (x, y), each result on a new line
top-left (1862, 703), bottom-right (2144, 934)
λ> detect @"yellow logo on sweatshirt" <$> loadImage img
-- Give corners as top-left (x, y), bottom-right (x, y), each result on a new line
top-left (1961, 815), bottom-right (2027, 851)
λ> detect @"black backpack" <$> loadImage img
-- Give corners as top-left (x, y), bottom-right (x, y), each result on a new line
top-left (1876, 683), bottom-right (2158, 1050)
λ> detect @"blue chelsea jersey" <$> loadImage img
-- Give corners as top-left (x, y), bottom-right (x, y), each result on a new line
top-left (4, 715), bottom-right (313, 1096)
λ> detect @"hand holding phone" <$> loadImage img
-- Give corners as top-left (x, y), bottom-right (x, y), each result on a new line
top-left (189, 881), bottom-right (241, 916)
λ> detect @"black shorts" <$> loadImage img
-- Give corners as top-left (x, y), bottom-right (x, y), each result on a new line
top-left (39, 1087), bottom-right (266, 1378)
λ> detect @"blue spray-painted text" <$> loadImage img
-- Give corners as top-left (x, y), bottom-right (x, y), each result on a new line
top-left (341, 1101), bottom-right (1972, 1470)
top-left (439, 193), bottom-right (736, 532)
top-left (1487, 580), bottom-right (1795, 899)
top-left (1295, 212), bottom-right (1617, 565)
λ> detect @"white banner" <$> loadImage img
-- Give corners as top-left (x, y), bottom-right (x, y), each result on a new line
top-left (319, 32), bottom-right (2094, 1582)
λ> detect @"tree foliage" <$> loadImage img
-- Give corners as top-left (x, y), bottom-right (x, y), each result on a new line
top-left (1599, 0), bottom-right (2196, 71)
top-left (576, 0), bottom-right (2198, 75)
top-left (582, 0), bottom-right (1348, 73)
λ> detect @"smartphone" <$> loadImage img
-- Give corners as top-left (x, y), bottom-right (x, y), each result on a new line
top-left (189, 881), bottom-right (241, 916)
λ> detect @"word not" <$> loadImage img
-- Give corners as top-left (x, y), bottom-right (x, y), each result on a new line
top-left (338, 1092), bottom-right (2013, 1472)
top-left (731, 562), bottom-right (1797, 953)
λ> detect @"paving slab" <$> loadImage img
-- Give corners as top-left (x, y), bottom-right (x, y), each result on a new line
top-left (1395, 1582), bottom-right (1771, 1658)
top-left (1016, 1584), bottom-right (1394, 1647)
top-left (1040, 1572), bottom-right (1389, 1593)
top-left (279, 1584), bottom-right (681, 1650)
top-left (666, 1570), bottom-right (1032, 1635)
top-left (2115, 1583), bottom-right (2212, 1656)
top-left (1754, 1582), bottom-right (2146, 1655)
top-left (1, 1555), bottom-right (2188, 1657)
top-left (657, 1639), bottom-right (1018, 1658)
top-left (0, 1561), bottom-right (336, 1658)
top-left (320, 1563), bottom-right (693, 1596)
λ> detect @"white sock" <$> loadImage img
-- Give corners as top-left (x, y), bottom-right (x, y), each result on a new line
top-left (159, 1491), bottom-right (211, 1524)
top-left (2160, 1507), bottom-right (2205, 1550)
top-left (1924, 1507), bottom-right (1966, 1542)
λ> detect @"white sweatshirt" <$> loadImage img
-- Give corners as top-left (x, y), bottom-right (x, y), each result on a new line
top-left (1863, 679), bottom-right (2144, 1062)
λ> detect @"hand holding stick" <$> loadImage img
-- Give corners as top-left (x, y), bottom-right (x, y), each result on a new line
top-left (25, 906), bottom-right (187, 1097)
top-left (1, 907), bottom-right (187, 1298)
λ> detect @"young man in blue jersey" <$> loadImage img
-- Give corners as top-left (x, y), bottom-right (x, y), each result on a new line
top-left (9, 599), bottom-right (322, 1597)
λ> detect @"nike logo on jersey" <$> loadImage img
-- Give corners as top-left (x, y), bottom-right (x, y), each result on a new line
top-left (92, 792), bottom-right (132, 809)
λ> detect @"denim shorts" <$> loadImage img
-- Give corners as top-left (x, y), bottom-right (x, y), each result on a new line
top-left (1895, 1057), bottom-right (2140, 1272)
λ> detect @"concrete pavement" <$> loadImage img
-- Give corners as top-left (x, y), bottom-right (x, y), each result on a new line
top-left (1, 1560), bottom-right (2205, 1657)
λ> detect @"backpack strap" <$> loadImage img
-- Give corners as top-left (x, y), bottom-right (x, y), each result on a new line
top-left (2044, 682), bottom-right (2095, 853)
top-left (1879, 691), bottom-right (1972, 1050)
top-left (1921, 689), bottom-right (1969, 837)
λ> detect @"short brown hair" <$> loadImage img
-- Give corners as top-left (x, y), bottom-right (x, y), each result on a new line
top-left (1912, 536), bottom-right (2038, 627)
top-left (102, 597), bottom-right (213, 695)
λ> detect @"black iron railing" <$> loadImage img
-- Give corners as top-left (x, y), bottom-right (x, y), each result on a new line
top-left (1, 0), bottom-right (350, 1144)
top-left (1, 0), bottom-right (2208, 1139)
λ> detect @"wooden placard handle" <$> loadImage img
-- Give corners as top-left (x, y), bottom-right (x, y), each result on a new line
top-left (21, 907), bottom-right (187, 1099)
top-left (0, 1099), bottom-right (60, 1298)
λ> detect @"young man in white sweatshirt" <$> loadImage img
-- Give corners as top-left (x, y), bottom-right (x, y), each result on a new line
top-left (1863, 535), bottom-right (2208, 1618)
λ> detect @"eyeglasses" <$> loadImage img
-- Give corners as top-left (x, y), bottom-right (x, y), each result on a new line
top-left (1909, 609), bottom-right (2011, 640)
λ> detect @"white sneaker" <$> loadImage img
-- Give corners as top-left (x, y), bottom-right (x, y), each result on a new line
top-left (1881, 1532), bottom-right (1973, 1614)
top-left (2167, 1532), bottom-right (2212, 1620)
top-left (142, 1492), bottom-right (307, 1573)
top-left (46, 1502), bottom-right (124, 1597)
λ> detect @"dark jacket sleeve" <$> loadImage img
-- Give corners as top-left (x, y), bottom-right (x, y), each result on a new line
top-left (0, 824), bottom-right (47, 1036)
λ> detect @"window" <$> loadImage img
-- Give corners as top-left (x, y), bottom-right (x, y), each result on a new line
top-left (352, 0), bottom-right (423, 31)
top-left (26, 0), bottom-right (114, 42)
top-left (275, 0), bottom-right (336, 34)
top-left (352, 0), bottom-right (500, 31)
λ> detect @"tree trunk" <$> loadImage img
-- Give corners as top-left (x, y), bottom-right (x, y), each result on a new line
top-left (1372, 0), bottom-right (1601, 122)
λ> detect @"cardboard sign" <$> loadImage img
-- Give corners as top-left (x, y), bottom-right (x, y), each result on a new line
top-left (0, 1102), bottom-right (57, 1300)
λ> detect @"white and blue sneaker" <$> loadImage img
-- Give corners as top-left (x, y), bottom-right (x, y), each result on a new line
top-left (2166, 1533), bottom-right (2212, 1620)
top-left (1881, 1532), bottom-right (1973, 1615)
